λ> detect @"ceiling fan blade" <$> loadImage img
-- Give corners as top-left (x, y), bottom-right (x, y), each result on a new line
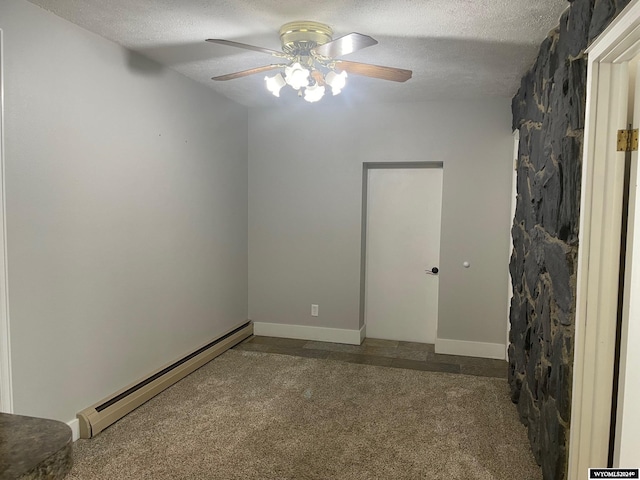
top-left (311, 70), bottom-right (325, 85)
top-left (206, 39), bottom-right (285, 57)
top-left (334, 60), bottom-right (412, 82)
top-left (212, 64), bottom-right (284, 81)
top-left (312, 33), bottom-right (378, 58)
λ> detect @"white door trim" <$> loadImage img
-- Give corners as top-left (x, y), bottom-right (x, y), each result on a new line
top-left (569, 1), bottom-right (640, 477)
top-left (507, 129), bottom-right (518, 360)
top-left (0, 28), bottom-right (13, 414)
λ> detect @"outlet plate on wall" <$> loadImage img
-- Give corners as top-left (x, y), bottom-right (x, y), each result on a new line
top-left (311, 304), bottom-right (319, 317)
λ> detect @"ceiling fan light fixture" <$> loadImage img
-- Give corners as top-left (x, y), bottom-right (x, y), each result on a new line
top-left (265, 73), bottom-right (286, 97)
top-left (325, 70), bottom-right (348, 95)
top-left (284, 62), bottom-right (310, 90)
top-left (209, 21), bottom-right (412, 103)
top-left (303, 83), bottom-right (325, 103)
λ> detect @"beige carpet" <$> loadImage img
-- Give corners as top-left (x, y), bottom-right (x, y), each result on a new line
top-left (67, 350), bottom-right (541, 480)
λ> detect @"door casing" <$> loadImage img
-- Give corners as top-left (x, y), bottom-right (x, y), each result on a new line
top-left (570, 0), bottom-right (640, 476)
top-left (0, 28), bottom-right (13, 414)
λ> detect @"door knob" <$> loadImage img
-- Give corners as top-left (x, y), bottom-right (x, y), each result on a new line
top-left (425, 267), bottom-right (439, 275)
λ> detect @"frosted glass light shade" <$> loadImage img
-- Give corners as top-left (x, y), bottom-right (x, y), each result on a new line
top-left (304, 83), bottom-right (325, 103)
top-left (265, 73), bottom-right (286, 97)
top-left (284, 62), bottom-right (310, 90)
top-left (325, 70), bottom-right (348, 95)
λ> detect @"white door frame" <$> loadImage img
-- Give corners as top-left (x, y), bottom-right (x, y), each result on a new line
top-left (0, 28), bottom-right (13, 414)
top-left (358, 162), bottom-right (444, 335)
top-left (569, 1), bottom-right (640, 477)
top-left (507, 129), bottom-right (519, 359)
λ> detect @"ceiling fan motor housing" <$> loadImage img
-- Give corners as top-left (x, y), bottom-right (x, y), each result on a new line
top-left (279, 21), bottom-right (333, 55)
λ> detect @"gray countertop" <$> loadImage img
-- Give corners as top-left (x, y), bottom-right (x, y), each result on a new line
top-left (0, 413), bottom-right (72, 480)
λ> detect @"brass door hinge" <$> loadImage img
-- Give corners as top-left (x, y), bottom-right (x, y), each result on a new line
top-left (617, 128), bottom-right (639, 152)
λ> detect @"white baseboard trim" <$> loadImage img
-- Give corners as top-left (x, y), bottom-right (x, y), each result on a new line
top-left (253, 322), bottom-right (363, 345)
top-left (435, 338), bottom-right (506, 360)
top-left (67, 418), bottom-right (80, 442)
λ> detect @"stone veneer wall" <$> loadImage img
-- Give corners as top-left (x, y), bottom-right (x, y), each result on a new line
top-left (509, 0), bottom-right (631, 478)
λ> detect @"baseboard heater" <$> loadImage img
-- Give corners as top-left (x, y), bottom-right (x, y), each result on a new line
top-left (77, 321), bottom-right (252, 439)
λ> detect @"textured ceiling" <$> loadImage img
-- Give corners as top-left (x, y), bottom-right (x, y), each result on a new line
top-left (26, 0), bottom-right (568, 107)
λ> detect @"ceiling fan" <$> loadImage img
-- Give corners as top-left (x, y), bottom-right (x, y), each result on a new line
top-left (206, 21), bottom-right (412, 102)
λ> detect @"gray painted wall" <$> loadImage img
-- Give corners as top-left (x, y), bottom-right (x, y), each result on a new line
top-left (1, 0), bottom-right (248, 423)
top-left (248, 100), bottom-right (513, 345)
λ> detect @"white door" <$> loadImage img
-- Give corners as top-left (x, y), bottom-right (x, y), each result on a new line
top-left (365, 167), bottom-right (443, 343)
top-left (570, 21), bottom-right (640, 472)
top-left (614, 56), bottom-right (640, 466)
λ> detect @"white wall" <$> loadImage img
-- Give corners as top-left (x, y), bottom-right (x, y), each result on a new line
top-left (248, 99), bottom-right (513, 349)
top-left (0, 0), bottom-right (248, 423)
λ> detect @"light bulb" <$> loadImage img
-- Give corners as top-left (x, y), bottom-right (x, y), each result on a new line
top-left (265, 73), bottom-right (286, 97)
top-left (304, 83), bottom-right (325, 103)
top-left (284, 62), bottom-right (310, 90)
top-left (325, 70), bottom-right (348, 95)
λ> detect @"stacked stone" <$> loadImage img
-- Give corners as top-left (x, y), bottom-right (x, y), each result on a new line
top-left (509, 1), bottom-right (631, 479)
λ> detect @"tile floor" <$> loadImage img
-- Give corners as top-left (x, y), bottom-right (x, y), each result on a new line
top-left (233, 336), bottom-right (508, 379)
